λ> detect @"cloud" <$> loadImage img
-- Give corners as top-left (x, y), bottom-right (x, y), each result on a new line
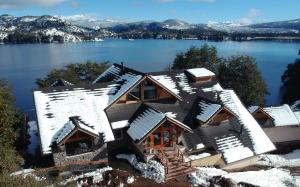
top-left (0, 0), bottom-right (78, 9)
top-left (158, 0), bottom-right (215, 3)
top-left (240, 8), bottom-right (262, 25)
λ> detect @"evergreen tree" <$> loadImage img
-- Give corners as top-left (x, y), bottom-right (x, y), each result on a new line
top-left (0, 80), bottom-right (44, 186)
top-left (172, 44), bottom-right (221, 72)
top-left (36, 61), bottom-right (110, 88)
top-left (218, 55), bottom-right (267, 107)
top-left (281, 58), bottom-right (300, 104)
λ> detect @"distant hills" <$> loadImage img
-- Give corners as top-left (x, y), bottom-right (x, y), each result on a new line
top-left (1, 14), bottom-right (300, 44)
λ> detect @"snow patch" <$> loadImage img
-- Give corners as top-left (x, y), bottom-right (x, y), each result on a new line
top-left (126, 176), bottom-right (135, 184)
top-left (111, 120), bottom-right (129, 129)
top-left (258, 149), bottom-right (300, 167)
top-left (61, 166), bottom-right (112, 185)
top-left (10, 169), bottom-right (45, 181)
top-left (190, 167), bottom-right (297, 187)
top-left (116, 154), bottom-right (165, 183)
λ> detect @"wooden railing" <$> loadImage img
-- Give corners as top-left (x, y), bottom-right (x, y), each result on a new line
top-left (174, 144), bottom-right (191, 167)
top-left (158, 148), bottom-right (169, 174)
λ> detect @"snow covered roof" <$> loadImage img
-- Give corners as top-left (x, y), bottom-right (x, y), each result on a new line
top-left (186, 68), bottom-right (215, 78)
top-left (197, 99), bottom-right (222, 123)
top-left (175, 73), bottom-right (196, 94)
top-left (34, 72), bottom-right (143, 154)
top-left (149, 75), bottom-right (181, 99)
top-left (291, 100), bottom-right (300, 111)
top-left (127, 105), bottom-right (192, 142)
top-left (219, 90), bottom-right (275, 154)
top-left (294, 112), bottom-right (300, 123)
top-left (263, 105), bottom-right (300, 126)
top-left (248, 106), bottom-right (259, 114)
top-left (34, 86), bottom-right (119, 154)
top-left (127, 107), bottom-right (165, 141)
top-left (92, 63), bottom-right (144, 84)
top-left (215, 134), bottom-right (254, 163)
top-left (111, 120), bottom-right (129, 129)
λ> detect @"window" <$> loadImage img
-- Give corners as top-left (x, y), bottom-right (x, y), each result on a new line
top-left (128, 87), bottom-right (140, 101)
top-left (114, 129), bottom-right (123, 140)
top-left (153, 132), bottom-right (161, 145)
top-left (65, 139), bottom-right (93, 156)
top-left (163, 130), bottom-right (170, 144)
top-left (144, 81), bottom-right (156, 100)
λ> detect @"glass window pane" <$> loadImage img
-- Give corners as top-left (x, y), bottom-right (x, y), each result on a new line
top-left (153, 132), bottom-right (161, 145)
top-left (163, 131), bottom-right (170, 144)
top-left (144, 85), bottom-right (156, 99)
top-left (128, 87), bottom-right (140, 101)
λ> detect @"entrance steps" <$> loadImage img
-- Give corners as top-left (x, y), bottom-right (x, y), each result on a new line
top-left (158, 149), bottom-right (195, 181)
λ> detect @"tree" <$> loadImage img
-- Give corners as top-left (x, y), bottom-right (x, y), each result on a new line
top-left (172, 44), bottom-right (221, 72)
top-left (0, 80), bottom-right (45, 186)
top-left (0, 80), bottom-right (22, 173)
top-left (218, 55), bottom-right (268, 107)
top-left (281, 58), bottom-right (300, 104)
top-left (36, 61), bottom-right (110, 88)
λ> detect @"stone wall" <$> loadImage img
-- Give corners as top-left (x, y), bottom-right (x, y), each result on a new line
top-left (53, 143), bottom-right (108, 166)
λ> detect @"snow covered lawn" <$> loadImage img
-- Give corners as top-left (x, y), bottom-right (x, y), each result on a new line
top-left (61, 166), bottom-right (112, 185)
top-left (116, 154), bottom-right (165, 183)
top-left (189, 167), bottom-right (299, 187)
top-left (190, 149), bottom-right (300, 187)
top-left (258, 149), bottom-right (300, 167)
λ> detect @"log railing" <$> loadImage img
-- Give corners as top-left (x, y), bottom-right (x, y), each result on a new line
top-left (174, 144), bottom-right (191, 167)
top-left (158, 148), bottom-right (169, 174)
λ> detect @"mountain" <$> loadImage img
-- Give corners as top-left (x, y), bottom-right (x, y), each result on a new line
top-left (249, 19), bottom-right (300, 33)
top-left (0, 14), bottom-right (115, 43)
top-left (207, 19), bottom-right (300, 34)
top-left (60, 15), bottom-right (127, 29)
top-left (1, 14), bottom-right (300, 44)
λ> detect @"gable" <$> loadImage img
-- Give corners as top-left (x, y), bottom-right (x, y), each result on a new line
top-left (59, 128), bottom-right (97, 146)
top-left (126, 105), bottom-right (192, 143)
top-left (115, 76), bottom-right (180, 104)
top-left (203, 107), bottom-right (236, 126)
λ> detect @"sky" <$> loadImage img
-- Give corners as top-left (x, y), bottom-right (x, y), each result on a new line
top-left (0, 0), bottom-right (299, 24)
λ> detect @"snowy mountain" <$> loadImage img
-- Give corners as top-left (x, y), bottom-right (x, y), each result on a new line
top-left (207, 19), bottom-right (300, 34)
top-left (60, 15), bottom-right (127, 29)
top-left (0, 14), bottom-right (114, 43)
top-left (1, 14), bottom-right (300, 43)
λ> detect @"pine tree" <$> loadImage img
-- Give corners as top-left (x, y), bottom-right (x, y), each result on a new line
top-left (36, 61), bottom-right (110, 88)
top-left (281, 58), bottom-right (300, 104)
top-left (172, 44), bottom-right (221, 72)
top-left (218, 55), bottom-right (267, 107)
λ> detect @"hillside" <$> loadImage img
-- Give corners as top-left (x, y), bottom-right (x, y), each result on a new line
top-left (1, 14), bottom-right (300, 44)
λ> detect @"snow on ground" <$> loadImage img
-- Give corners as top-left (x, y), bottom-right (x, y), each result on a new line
top-left (61, 166), bottom-right (112, 185)
top-left (258, 149), bottom-right (300, 167)
top-left (189, 167), bottom-right (299, 187)
top-left (126, 176), bottom-right (135, 184)
top-left (116, 154), bottom-right (165, 183)
top-left (184, 152), bottom-right (211, 162)
top-left (10, 169), bottom-right (45, 181)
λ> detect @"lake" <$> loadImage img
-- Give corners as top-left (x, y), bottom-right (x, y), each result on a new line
top-left (0, 39), bottom-right (299, 117)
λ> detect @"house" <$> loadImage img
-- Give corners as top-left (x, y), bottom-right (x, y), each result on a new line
top-left (31, 63), bottom-right (275, 178)
top-left (249, 104), bottom-right (300, 148)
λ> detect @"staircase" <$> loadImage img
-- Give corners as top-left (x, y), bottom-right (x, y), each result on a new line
top-left (158, 147), bottom-right (195, 181)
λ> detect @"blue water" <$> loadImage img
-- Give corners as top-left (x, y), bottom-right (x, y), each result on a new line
top-left (0, 39), bottom-right (299, 117)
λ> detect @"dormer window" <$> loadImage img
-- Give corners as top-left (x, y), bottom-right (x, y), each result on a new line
top-left (128, 87), bottom-right (140, 101)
